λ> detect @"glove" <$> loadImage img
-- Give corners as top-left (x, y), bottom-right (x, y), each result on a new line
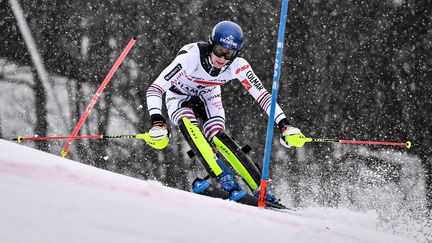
top-left (148, 123), bottom-right (169, 140)
top-left (138, 114), bottom-right (169, 149)
top-left (280, 125), bottom-right (306, 148)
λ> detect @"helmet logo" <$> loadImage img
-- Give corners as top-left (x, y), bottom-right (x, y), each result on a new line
top-left (219, 35), bottom-right (238, 48)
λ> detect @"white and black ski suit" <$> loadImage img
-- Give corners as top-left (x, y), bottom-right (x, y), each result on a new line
top-left (146, 42), bottom-right (288, 140)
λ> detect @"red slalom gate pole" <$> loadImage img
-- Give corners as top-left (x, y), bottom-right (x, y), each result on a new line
top-left (60, 36), bottom-right (138, 158)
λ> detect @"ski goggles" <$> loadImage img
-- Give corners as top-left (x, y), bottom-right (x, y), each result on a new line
top-left (212, 44), bottom-right (238, 60)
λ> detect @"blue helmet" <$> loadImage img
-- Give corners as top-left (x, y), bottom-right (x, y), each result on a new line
top-left (210, 21), bottom-right (244, 51)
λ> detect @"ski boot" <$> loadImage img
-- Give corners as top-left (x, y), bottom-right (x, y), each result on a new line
top-left (192, 156), bottom-right (247, 201)
top-left (192, 178), bottom-right (211, 194)
top-left (253, 185), bottom-right (279, 204)
top-left (191, 171), bottom-right (242, 195)
top-left (213, 155), bottom-right (237, 191)
top-left (192, 176), bottom-right (247, 201)
top-left (215, 171), bottom-right (247, 201)
top-left (215, 172), bottom-right (239, 192)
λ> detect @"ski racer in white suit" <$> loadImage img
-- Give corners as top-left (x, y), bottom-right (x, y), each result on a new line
top-left (145, 21), bottom-right (305, 203)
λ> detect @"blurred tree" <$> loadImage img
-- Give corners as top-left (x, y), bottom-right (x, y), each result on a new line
top-left (0, 0), bottom-right (29, 65)
top-left (32, 71), bottom-right (48, 152)
top-left (6, 0), bottom-right (50, 151)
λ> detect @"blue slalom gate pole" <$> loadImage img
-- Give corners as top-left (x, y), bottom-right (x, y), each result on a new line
top-left (258, 0), bottom-right (290, 208)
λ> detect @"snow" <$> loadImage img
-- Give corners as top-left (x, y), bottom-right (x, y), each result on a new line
top-left (0, 139), bottom-right (415, 243)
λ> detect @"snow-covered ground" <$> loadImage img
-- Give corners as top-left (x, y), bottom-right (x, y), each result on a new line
top-left (0, 139), bottom-right (416, 243)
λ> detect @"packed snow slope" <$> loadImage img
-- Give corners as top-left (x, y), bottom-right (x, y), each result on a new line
top-left (0, 139), bottom-right (415, 243)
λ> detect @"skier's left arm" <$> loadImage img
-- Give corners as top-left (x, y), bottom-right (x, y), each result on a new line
top-left (234, 59), bottom-right (306, 148)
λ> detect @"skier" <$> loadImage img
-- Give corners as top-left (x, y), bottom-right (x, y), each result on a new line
top-left (144, 20), bottom-right (305, 203)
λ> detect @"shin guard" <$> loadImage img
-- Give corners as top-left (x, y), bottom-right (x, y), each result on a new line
top-left (212, 131), bottom-right (261, 191)
top-left (178, 117), bottom-right (223, 177)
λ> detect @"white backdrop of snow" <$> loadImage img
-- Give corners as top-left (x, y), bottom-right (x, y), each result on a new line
top-left (0, 139), bottom-right (420, 243)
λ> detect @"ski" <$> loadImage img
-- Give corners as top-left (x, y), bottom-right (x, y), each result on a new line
top-left (192, 178), bottom-right (288, 210)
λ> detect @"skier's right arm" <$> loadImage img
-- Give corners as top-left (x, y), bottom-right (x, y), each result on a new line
top-left (144, 50), bottom-right (190, 149)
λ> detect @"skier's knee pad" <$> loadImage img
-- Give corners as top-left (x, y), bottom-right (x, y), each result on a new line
top-left (178, 117), bottom-right (223, 177)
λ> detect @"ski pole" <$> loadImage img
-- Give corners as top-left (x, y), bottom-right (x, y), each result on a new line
top-left (12, 134), bottom-right (140, 143)
top-left (303, 137), bottom-right (412, 149)
top-left (10, 133), bottom-right (168, 150)
top-left (60, 36), bottom-right (138, 158)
